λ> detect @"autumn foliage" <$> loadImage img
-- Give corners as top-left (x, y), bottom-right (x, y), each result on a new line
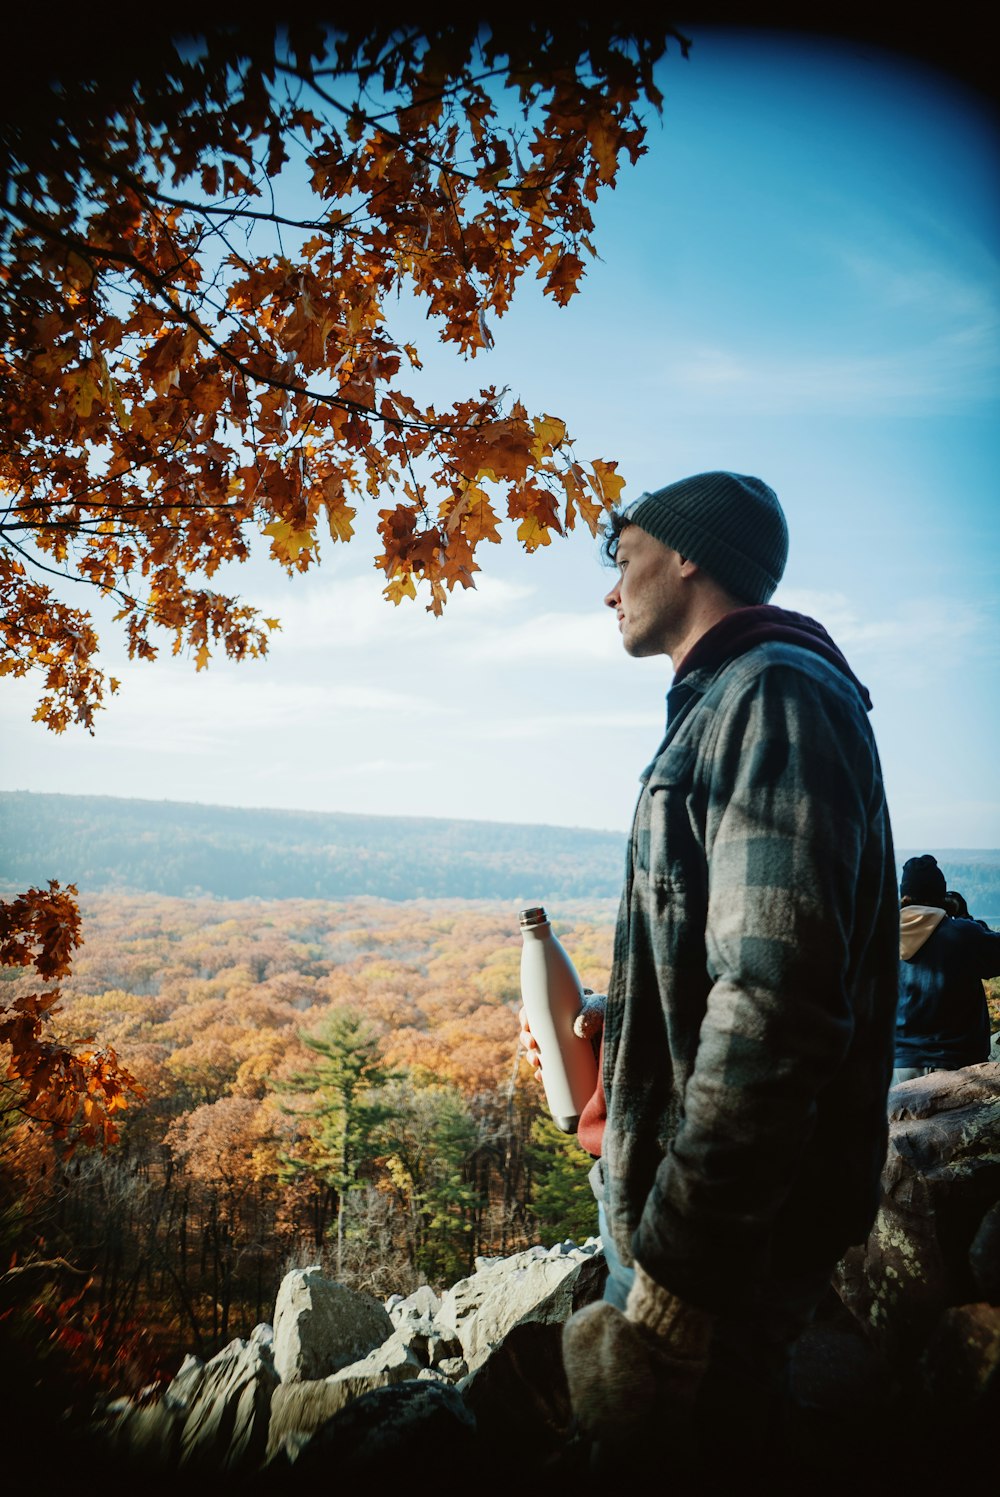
top-left (2, 889), bottom-right (615, 1395)
top-left (1, 15), bottom-right (685, 730)
top-left (0, 883), bottom-right (142, 1146)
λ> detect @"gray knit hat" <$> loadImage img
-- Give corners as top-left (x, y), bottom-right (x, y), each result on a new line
top-left (622, 471), bottom-right (788, 604)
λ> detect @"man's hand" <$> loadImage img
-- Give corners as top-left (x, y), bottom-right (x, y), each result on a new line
top-left (573, 988), bottom-right (606, 1044)
top-left (518, 1004), bottom-right (543, 1080)
top-left (561, 1262), bottom-right (713, 1455)
top-left (519, 989), bottom-right (606, 1079)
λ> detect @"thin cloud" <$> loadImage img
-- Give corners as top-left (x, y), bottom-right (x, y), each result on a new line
top-left (657, 337), bottom-right (999, 413)
top-left (453, 610), bottom-right (625, 666)
top-left (656, 220), bottom-right (999, 415)
top-left (327, 756), bottom-right (436, 779)
top-left (779, 589), bottom-right (990, 645)
top-left (462, 707), bottom-right (663, 742)
top-left (251, 570), bottom-right (534, 652)
top-left (61, 672), bottom-right (447, 760)
top-left (839, 228), bottom-right (998, 323)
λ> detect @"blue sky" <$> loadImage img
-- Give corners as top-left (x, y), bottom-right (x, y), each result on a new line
top-left (2, 26), bottom-right (998, 849)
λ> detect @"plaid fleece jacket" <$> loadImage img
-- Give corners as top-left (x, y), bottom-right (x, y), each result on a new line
top-left (600, 635), bottom-right (899, 1314)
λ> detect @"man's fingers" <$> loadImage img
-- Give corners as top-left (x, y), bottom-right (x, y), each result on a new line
top-left (522, 1041), bottom-right (542, 1069)
top-left (518, 1035), bottom-right (542, 1077)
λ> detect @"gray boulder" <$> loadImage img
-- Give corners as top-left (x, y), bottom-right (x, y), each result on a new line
top-left (265, 1247), bottom-right (603, 1465)
top-left (917, 1300), bottom-right (1000, 1429)
top-left (268, 1380), bottom-right (478, 1484)
top-left (265, 1328), bottom-right (423, 1463)
top-left (179, 1324), bottom-right (278, 1471)
top-left (98, 1354), bottom-right (205, 1470)
top-left (101, 1328), bottom-right (278, 1475)
top-left (439, 1241), bottom-right (600, 1372)
top-left (384, 1282), bottom-right (462, 1367)
top-left (834, 1061), bottom-right (1000, 1366)
top-left (387, 1283), bottom-right (441, 1326)
top-left (461, 1249), bottom-right (607, 1465)
top-left (271, 1266), bottom-right (394, 1382)
top-left (830, 1061), bottom-right (1000, 1478)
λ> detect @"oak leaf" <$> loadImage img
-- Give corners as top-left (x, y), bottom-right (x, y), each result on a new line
top-left (587, 459), bottom-right (627, 507)
top-left (516, 514), bottom-right (553, 551)
top-left (263, 519), bottom-right (316, 562)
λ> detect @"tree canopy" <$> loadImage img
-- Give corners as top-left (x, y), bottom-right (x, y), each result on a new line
top-left (1, 11), bottom-right (684, 732)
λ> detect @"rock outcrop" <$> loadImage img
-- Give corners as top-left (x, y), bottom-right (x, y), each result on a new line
top-left (834, 1061), bottom-right (1000, 1472)
top-left (271, 1266), bottom-right (395, 1382)
top-left (101, 1323), bottom-right (279, 1475)
top-left (97, 1238), bottom-right (604, 1487)
top-left (93, 1063), bottom-right (1000, 1490)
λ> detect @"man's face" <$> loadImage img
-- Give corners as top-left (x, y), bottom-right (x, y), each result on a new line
top-left (603, 524), bottom-right (686, 658)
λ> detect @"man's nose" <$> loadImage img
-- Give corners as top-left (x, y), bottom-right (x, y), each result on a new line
top-left (603, 581), bottom-right (620, 609)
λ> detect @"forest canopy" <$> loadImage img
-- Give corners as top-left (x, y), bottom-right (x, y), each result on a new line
top-left (1, 889), bottom-right (617, 1397)
top-left (1, 11), bottom-right (683, 732)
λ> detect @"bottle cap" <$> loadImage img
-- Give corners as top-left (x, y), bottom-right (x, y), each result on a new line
top-left (518, 906), bottom-right (548, 928)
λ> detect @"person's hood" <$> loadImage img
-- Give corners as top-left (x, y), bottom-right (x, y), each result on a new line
top-left (674, 604), bottom-right (873, 710)
top-left (900, 904), bottom-right (947, 960)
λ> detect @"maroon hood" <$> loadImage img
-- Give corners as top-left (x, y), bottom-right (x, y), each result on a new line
top-left (673, 605), bottom-right (872, 710)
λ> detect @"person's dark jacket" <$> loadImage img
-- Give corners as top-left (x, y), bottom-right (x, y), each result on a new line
top-left (596, 606), bottom-right (899, 1316)
top-left (896, 906), bottom-right (1000, 1069)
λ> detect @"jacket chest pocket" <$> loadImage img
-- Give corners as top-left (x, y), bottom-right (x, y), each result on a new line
top-left (633, 743), bottom-right (699, 892)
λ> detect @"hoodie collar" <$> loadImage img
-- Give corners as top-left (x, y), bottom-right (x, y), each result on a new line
top-left (900, 904), bottom-right (947, 960)
top-left (672, 604), bottom-right (873, 710)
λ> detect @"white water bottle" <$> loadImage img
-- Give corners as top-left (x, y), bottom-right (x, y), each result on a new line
top-left (519, 906), bottom-right (598, 1134)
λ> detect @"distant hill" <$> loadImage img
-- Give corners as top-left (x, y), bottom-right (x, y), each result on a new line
top-left (0, 791), bottom-right (627, 902)
top-left (2, 792), bottom-right (998, 917)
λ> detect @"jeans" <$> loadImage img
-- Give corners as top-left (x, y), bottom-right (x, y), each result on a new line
top-left (598, 1199), bottom-right (634, 1309)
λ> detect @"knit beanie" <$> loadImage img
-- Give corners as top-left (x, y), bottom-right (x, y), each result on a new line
top-left (900, 854), bottom-right (947, 906)
top-left (622, 471), bottom-right (788, 604)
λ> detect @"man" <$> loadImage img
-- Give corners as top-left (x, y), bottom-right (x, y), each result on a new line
top-left (894, 852), bottom-right (1000, 1084)
top-left (546, 471), bottom-right (900, 1476)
